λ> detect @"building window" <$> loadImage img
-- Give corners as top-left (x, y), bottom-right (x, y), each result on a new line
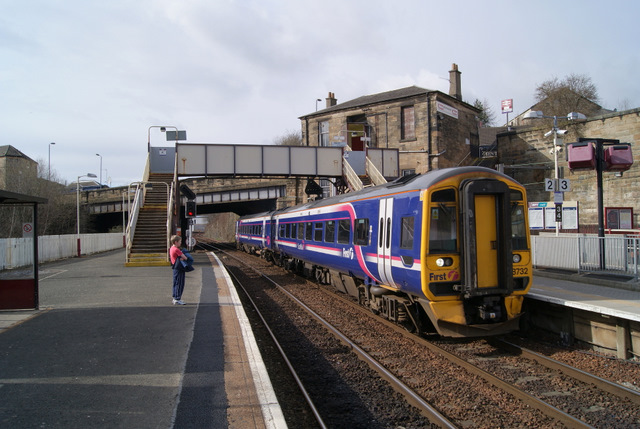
top-left (319, 121), bottom-right (329, 147)
top-left (401, 106), bottom-right (415, 140)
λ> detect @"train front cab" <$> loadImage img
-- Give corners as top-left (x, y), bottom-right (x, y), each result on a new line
top-left (420, 176), bottom-right (532, 337)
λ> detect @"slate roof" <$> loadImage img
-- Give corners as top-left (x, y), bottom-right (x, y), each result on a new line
top-left (0, 145), bottom-right (35, 162)
top-left (302, 86), bottom-right (437, 118)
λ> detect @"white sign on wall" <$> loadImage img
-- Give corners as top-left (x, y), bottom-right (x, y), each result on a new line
top-left (436, 101), bottom-right (459, 119)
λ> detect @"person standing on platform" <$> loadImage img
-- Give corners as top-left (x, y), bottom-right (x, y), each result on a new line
top-left (170, 235), bottom-right (188, 305)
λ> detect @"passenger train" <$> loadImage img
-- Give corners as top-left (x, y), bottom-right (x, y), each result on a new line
top-left (236, 166), bottom-right (532, 337)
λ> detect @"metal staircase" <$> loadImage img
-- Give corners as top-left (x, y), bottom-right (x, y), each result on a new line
top-left (125, 173), bottom-right (173, 267)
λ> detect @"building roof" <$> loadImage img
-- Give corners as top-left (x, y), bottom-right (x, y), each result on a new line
top-left (0, 189), bottom-right (48, 205)
top-left (301, 86), bottom-right (438, 118)
top-left (0, 145), bottom-right (36, 162)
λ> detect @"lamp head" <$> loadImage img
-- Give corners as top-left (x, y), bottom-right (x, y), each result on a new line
top-left (523, 110), bottom-right (544, 120)
top-left (567, 112), bottom-right (586, 121)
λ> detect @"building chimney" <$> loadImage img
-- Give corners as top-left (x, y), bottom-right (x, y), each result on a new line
top-left (448, 63), bottom-right (462, 100)
top-left (326, 92), bottom-right (337, 108)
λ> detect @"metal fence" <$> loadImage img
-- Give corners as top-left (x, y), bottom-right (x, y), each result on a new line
top-left (0, 233), bottom-right (125, 270)
top-left (532, 234), bottom-right (640, 279)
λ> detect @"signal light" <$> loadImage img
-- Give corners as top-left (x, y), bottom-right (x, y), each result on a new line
top-left (185, 200), bottom-right (196, 218)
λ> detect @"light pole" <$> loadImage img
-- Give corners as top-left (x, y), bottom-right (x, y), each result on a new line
top-left (147, 125), bottom-right (178, 152)
top-left (48, 142), bottom-right (55, 181)
top-left (523, 110), bottom-right (586, 235)
top-left (76, 173), bottom-right (97, 236)
top-left (316, 98), bottom-right (322, 111)
top-left (96, 154), bottom-right (102, 186)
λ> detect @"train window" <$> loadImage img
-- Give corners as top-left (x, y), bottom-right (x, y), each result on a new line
top-left (400, 217), bottom-right (415, 249)
top-left (337, 219), bottom-right (351, 244)
top-left (279, 224), bottom-right (285, 238)
top-left (429, 204), bottom-right (457, 253)
top-left (510, 190), bottom-right (523, 202)
top-left (511, 203), bottom-right (528, 250)
top-left (314, 222), bottom-right (323, 241)
top-left (354, 218), bottom-right (369, 245)
top-left (305, 222), bottom-right (313, 240)
top-left (285, 223), bottom-right (291, 238)
top-left (325, 220), bottom-right (335, 242)
top-left (291, 223), bottom-right (297, 239)
top-left (431, 189), bottom-right (456, 202)
top-left (379, 218), bottom-right (384, 248)
top-left (298, 223), bottom-right (305, 239)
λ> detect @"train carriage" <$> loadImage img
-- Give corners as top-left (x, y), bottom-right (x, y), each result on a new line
top-left (237, 166), bottom-right (532, 337)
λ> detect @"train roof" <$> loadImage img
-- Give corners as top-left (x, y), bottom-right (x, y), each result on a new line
top-left (238, 166), bottom-right (521, 220)
top-left (277, 166), bottom-right (518, 214)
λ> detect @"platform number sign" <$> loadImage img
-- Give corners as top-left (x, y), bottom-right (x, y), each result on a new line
top-left (544, 178), bottom-right (571, 192)
top-left (555, 204), bottom-right (563, 222)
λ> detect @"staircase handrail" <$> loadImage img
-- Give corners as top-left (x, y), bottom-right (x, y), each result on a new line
top-left (342, 147), bottom-right (364, 192)
top-left (166, 180), bottom-right (174, 262)
top-left (365, 156), bottom-right (387, 186)
top-left (125, 182), bottom-right (144, 261)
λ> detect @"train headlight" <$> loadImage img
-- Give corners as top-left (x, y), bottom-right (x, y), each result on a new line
top-left (436, 257), bottom-right (453, 267)
top-left (512, 254), bottom-right (521, 264)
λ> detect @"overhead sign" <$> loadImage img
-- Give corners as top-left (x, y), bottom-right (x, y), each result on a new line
top-left (436, 101), bottom-right (458, 119)
top-left (501, 99), bottom-right (513, 113)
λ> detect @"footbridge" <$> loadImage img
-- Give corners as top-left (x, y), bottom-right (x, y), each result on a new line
top-left (82, 143), bottom-right (399, 266)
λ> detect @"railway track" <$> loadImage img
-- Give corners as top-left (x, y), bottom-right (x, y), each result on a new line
top-left (199, 241), bottom-right (640, 428)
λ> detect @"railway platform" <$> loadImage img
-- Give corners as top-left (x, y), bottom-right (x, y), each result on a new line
top-left (0, 248), bottom-right (286, 428)
top-left (528, 270), bottom-right (640, 359)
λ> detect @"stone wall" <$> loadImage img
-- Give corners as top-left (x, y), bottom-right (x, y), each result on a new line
top-left (302, 93), bottom-right (481, 175)
top-left (498, 108), bottom-right (640, 229)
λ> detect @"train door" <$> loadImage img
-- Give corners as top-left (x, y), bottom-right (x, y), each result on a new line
top-left (377, 198), bottom-right (396, 287)
top-left (460, 179), bottom-right (513, 296)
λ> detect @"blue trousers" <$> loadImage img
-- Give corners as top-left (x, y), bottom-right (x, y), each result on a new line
top-left (172, 268), bottom-right (185, 300)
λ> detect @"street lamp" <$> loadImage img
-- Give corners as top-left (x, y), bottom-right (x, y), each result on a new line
top-left (76, 173), bottom-right (97, 236)
top-left (316, 98), bottom-right (322, 111)
top-left (523, 110), bottom-right (586, 236)
top-left (48, 142), bottom-right (55, 181)
top-left (147, 125), bottom-right (178, 152)
top-left (96, 153), bottom-right (102, 186)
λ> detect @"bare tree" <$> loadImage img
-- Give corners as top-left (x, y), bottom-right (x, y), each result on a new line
top-left (534, 73), bottom-right (601, 116)
top-left (274, 130), bottom-right (303, 146)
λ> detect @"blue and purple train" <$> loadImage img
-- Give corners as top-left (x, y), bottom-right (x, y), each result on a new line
top-left (236, 166), bottom-right (532, 337)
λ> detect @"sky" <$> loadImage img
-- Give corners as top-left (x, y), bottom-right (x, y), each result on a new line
top-left (2, 0), bottom-right (639, 187)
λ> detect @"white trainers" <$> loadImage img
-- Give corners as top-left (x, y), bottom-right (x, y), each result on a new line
top-left (173, 299), bottom-right (185, 305)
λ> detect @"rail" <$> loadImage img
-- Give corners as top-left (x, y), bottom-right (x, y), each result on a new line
top-left (125, 182), bottom-right (144, 262)
top-left (342, 147), bottom-right (363, 192)
top-left (365, 156), bottom-right (387, 186)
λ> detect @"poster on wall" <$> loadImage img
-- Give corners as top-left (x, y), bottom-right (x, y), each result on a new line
top-left (605, 207), bottom-right (633, 230)
top-left (528, 201), bottom-right (578, 230)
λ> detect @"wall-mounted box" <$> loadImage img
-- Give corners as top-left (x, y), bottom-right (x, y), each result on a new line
top-left (567, 142), bottom-right (596, 170)
top-left (604, 145), bottom-right (633, 171)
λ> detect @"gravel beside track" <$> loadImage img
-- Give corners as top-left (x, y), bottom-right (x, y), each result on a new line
top-left (210, 246), bottom-right (640, 428)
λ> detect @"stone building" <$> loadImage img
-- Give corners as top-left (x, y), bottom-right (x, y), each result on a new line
top-left (0, 145), bottom-right (38, 192)
top-left (299, 64), bottom-right (482, 176)
top-left (497, 108), bottom-right (640, 230)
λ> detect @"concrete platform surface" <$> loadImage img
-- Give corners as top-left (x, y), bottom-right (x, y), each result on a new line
top-left (0, 249), bottom-right (285, 428)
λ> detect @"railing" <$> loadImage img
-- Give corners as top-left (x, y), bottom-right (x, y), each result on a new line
top-left (342, 147), bottom-right (364, 192)
top-left (0, 233), bottom-right (124, 270)
top-left (365, 156), bottom-right (387, 186)
top-left (532, 234), bottom-right (640, 279)
top-left (166, 178), bottom-right (175, 262)
top-left (125, 182), bottom-right (144, 262)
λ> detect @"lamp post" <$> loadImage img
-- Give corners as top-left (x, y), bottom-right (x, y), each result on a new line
top-left (523, 110), bottom-right (586, 235)
top-left (76, 173), bottom-right (98, 236)
top-left (147, 125), bottom-right (178, 152)
top-left (48, 142), bottom-right (55, 181)
top-left (316, 98), bottom-right (322, 111)
top-left (96, 153), bottom-right (102, 186)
